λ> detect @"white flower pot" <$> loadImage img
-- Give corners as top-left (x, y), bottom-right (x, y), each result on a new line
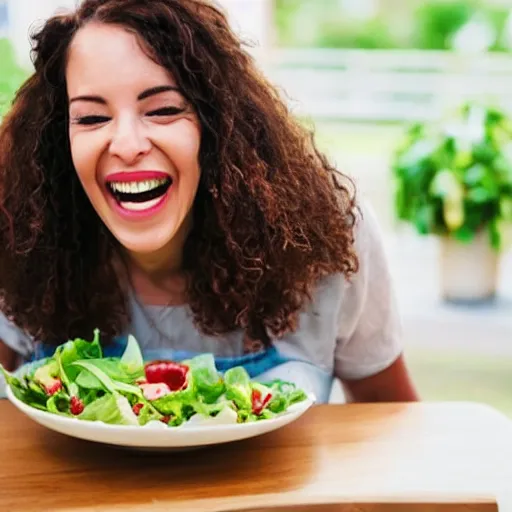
top-left (439, 230), bottom-right (500, 303)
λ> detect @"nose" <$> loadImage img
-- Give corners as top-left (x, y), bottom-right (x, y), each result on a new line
top-left (108, 116), bottom-right (151, 164)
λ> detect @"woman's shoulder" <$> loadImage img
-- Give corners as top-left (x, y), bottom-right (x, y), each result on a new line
top-left (352, 198), bottom-right (386, 254)
top-left (282, 195), bottom-right (401, 383)
top-left (289, 195), bottom-right (397, 351)
top-left (310, 197), bottom-right (388, 298)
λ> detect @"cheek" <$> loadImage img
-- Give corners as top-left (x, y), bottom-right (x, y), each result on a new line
top-left (165, 121), bottom-right (201, 194)
top-left (69, 131), bottom-right (101, 189)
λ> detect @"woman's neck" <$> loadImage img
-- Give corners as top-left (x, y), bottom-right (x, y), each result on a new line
top-left (123, 213), bottom-right (193, 305)
top-left (124, 242), bottom-right (189, 307)
top-left (127, 260), bottom-right (188, 307)
top-left (128, 211), bottom-right (192, 276)
top-left (129, 244), bottom-right (183, 278)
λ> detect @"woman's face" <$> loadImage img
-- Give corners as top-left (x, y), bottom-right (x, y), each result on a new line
top-left (66, 22), bottom-right (201, 266)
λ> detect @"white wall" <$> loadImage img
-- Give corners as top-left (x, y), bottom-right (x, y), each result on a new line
top-left (8, 0), bottom-right (77, 69)
top-left (219, 0), bottom-right (273, 49)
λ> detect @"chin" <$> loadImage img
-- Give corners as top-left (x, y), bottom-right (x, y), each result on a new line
top-left (117, 235), bottom-right (176, 256)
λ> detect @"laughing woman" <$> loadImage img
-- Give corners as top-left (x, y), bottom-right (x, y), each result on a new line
top-left (0, 0), bottom-right (418, 403)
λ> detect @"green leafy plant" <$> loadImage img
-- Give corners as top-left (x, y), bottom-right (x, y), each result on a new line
top-left (0, 38), bottom-right (28, 117)
top-left (273, 0), bottom-right (510, 51)
top-left (392, 102), bottom-right (512, 250)
top-left (412, 0), bottom-right (477, 50)
top-left (274, 0), bottom-right (401, 49)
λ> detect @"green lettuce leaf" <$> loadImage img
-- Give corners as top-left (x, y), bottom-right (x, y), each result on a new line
top-left (192, 398), bottom-right (235, 418)
top-left (267, 393), bottom-right (288, 414)
top-left (224, 367), bottom-right (252, 410)
top-left (255, 409), bottom-right (275, 420)
top-left (237, 410), bottom-right (258, 423)
top-left (137, 403), bottom-right (165, 426)
top-left (149, 384), bottom-right (196, 424)
top-left (32, 360), bottom-right (63, 393)
top-left (187, 402), bottom-right (238, 425)
top-left (55, 329), bottom-right (102, 383)
top-left (120, 335), bottom-right (144, 375)
top-left (80, 388), bottom-right (106, 407)
top-left (78, 394), bottom-right (139, 425)
top-left (1, 365), bottom-right (46, 408)
top-left (72, 360), bottom-right (142, 397)
top-left (186, 354), bottom-right (225, 404)
top-left (264, 379), bottom-right (307, 410)
top-left (74, 358), bottom-right (144, 390)
top-left (26, 380), bottom-right (49, 403)
top-left (46, 392), bottom-right (70, 416)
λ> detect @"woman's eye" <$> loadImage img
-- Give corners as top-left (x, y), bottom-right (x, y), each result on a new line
top-left (146, 106), bottom-right (185, 117)
top-left (75, 115), bottom-right (110, 126)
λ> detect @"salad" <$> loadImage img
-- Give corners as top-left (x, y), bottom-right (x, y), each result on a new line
top-left (1, 330), bottom-right (308, 427)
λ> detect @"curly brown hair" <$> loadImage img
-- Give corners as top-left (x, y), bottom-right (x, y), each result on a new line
top-left (0, 0), bottom-right (358, 345)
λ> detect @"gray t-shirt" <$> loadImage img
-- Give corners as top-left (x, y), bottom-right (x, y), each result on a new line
top-left (0, 201), bottom-right (402, 402)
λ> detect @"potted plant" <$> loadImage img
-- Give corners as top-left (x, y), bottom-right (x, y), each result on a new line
top-left (391, 102), bottom-right (512, 303)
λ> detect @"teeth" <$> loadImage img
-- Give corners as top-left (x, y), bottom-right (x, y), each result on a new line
top-left (120, 197), bottom-right (162, 211)
top-left (110, 178), bottom-right (168, 195)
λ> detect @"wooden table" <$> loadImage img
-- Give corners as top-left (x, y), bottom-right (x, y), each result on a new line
top-left (1, 401), bottom-right (511, 512)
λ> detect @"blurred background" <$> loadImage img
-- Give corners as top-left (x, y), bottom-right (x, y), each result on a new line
top-left (1, 0), bottom-right (512, 414)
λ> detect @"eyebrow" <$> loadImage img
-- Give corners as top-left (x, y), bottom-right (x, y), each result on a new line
top-left (138, 85), bottom-right (180, 100)
top-left (69, 85), bottom-right (180, 105)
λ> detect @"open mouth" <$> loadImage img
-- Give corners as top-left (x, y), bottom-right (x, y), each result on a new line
top-left (106, 177), bottom-right (172, 212)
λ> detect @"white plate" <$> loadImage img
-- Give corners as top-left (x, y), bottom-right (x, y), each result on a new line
top-left (6, 385), bottom-right (315, 451)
